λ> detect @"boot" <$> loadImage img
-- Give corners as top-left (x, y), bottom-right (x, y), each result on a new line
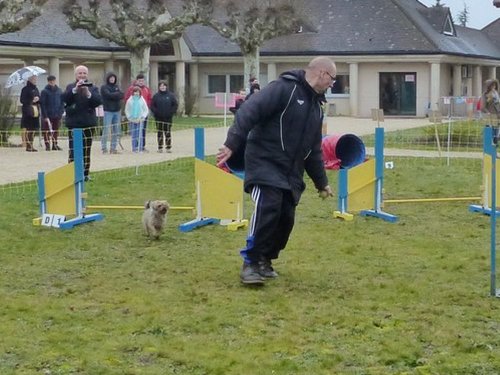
top-left (21, 128), bottom-right (27, 148)
top-left (26, 132), bottom-right (38, 152)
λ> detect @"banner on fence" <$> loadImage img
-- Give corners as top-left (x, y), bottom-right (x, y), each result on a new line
top-left (214, 93), bottom-right (238, 109)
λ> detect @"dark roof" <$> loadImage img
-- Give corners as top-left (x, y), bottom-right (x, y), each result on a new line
top-left (0, 0), bottom-right (498, 60)
top-left (483, 18), bottom-right (500, 51)
top-left (180, 0), bottom-right (500, 59)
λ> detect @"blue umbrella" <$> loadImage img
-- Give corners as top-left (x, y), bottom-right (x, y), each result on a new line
top-left (5, 65), bottom-right (46, 88)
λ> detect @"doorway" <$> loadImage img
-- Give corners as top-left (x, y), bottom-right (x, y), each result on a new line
top-left (379, 72), bottom-right (416, 116)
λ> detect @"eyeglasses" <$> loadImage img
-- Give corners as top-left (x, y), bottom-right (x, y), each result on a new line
top-left (324, 71), bottom-right (336, 84)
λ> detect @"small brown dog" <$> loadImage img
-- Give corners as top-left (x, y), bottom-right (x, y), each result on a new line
top-left (142, 200), bottom-right (170, 239)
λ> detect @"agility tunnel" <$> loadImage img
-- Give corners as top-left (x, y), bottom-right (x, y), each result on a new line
top-left (226, 132), bottom-right (366, 174)
top-left (322, 133), bottom-right (366, 170)
top-left (334, 127), bottom-right (398, 222)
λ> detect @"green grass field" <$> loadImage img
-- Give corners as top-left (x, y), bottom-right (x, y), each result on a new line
top-left (1, 155), bottom-right (500, 374)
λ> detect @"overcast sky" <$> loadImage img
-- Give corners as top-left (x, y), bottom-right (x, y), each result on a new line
top-left (419, 0), bottom-right (499, 29)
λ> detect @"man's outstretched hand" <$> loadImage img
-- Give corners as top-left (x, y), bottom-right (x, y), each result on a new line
top-left (318, 185), bottom-right (333, 199)
top-left (216, 145), bottom-right (233, 168)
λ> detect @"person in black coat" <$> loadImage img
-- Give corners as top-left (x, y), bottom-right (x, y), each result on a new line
top-left (61, 65), bottom-right (102, 181)
top-left (20, 76), bottom-right (40, 152)
top-left (216, 56), bottom-right (336, 285)
top-left (229, 89), bottom-right (247, 114)
top-left (151, 81), bottom-right (178, 153)
top-left (100, 72), bottom-right (124, 154)
top-left (40, 75), bottom-right (64, 151)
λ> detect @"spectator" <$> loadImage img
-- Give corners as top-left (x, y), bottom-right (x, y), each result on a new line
top-left (151, 81), bottom-right (178, 153)
top-left (125, 86), bottom-right (149, 153)
top-left (100, 72), bottom-right (124, 154)
top-left (229, 89), bottom-right (246, 114)
top-left (247, 76), bottom-right (259, 94)
top-left (62, 65), bottom-right (102, 181)
top-left (245, 82), bottom-right (261, 100)
top-left (20, 75), bottom-right (40, 152)
top-left (481, 78), bottom-right (500, 126)
top-left (40, 75), bottom-right (64, 151)
top-left (125, 73), bottom-right (152, 152)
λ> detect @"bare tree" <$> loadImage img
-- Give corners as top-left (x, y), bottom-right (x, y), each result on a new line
top-left (0, 0), bottom-right (48, 33)
top-left (456, 3), bottom-right (469, 27)
top-left (201, 0), bottom-right (301, 83)
top-left (63, 0), bottom-right (210, 81)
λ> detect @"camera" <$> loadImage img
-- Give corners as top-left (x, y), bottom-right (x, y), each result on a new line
top-left (80, 80), bottom-right (93, 87)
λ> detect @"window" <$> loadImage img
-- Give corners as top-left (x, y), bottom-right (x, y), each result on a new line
top-left (208, 74), bottom-right (244, 94)
top-left (461, 65), bottom-right (472, 78)
top-left (443, 15), bottom-right (455, 36)
top-left (150, 40), bottom-right (174, 56)
top-left (208, 75), bottom-right (226, 94)
top-left (328, 74), bottom-right (350, 95)
top-left (230, 75), bottom-right (244, 93)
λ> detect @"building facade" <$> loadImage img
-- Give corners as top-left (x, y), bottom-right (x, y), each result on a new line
top-left (0, 0), bottom-right (498, 117)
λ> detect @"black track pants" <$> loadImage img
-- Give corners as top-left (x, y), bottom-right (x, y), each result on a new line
top-left (240, 185), bottom-right (296, 264)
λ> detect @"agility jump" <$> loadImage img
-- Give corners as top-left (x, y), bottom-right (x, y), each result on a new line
top-left (33, 129), bottom-right (103, 230)
top-left (470, 126), bottom-right (500, 217)
top-left (333, 111), bottom-right (484, 221)
top-left (179, 127), bottom-right (248, 232)
top-left (333, 127), bottom-right (398, 222)
top-left (466, 125), bottom-right (500, 297)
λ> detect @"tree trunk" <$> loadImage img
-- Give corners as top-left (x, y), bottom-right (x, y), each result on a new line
top-left (243, 46), bottom-right (260, 86)
top-left (130, 46), bottom-right (151, 83)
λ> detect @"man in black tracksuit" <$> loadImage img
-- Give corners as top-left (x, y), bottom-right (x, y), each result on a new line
top-left (217, 56), bottom-right (336, 285)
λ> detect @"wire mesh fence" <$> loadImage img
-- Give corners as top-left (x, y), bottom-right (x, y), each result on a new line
top-left (1, 99), bottom-right (495, 204)
top-left (359, 98), bottom-right (492, 202)
top-left (0, 117), bottom-right (228, 197)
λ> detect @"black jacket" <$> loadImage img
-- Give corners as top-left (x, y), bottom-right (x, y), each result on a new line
top-left (20, 80), bottom-right (40, 125)
top-left (100, 72), bottom-right (124, 112)
top-left (151, 90), bottom-right (178, 122)
top-left (224, 69), bottom-right (328, 204)
top-left (62, 82), bottom-right (102, 129)
top-left (40, 84), bottom-right (64, 119)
